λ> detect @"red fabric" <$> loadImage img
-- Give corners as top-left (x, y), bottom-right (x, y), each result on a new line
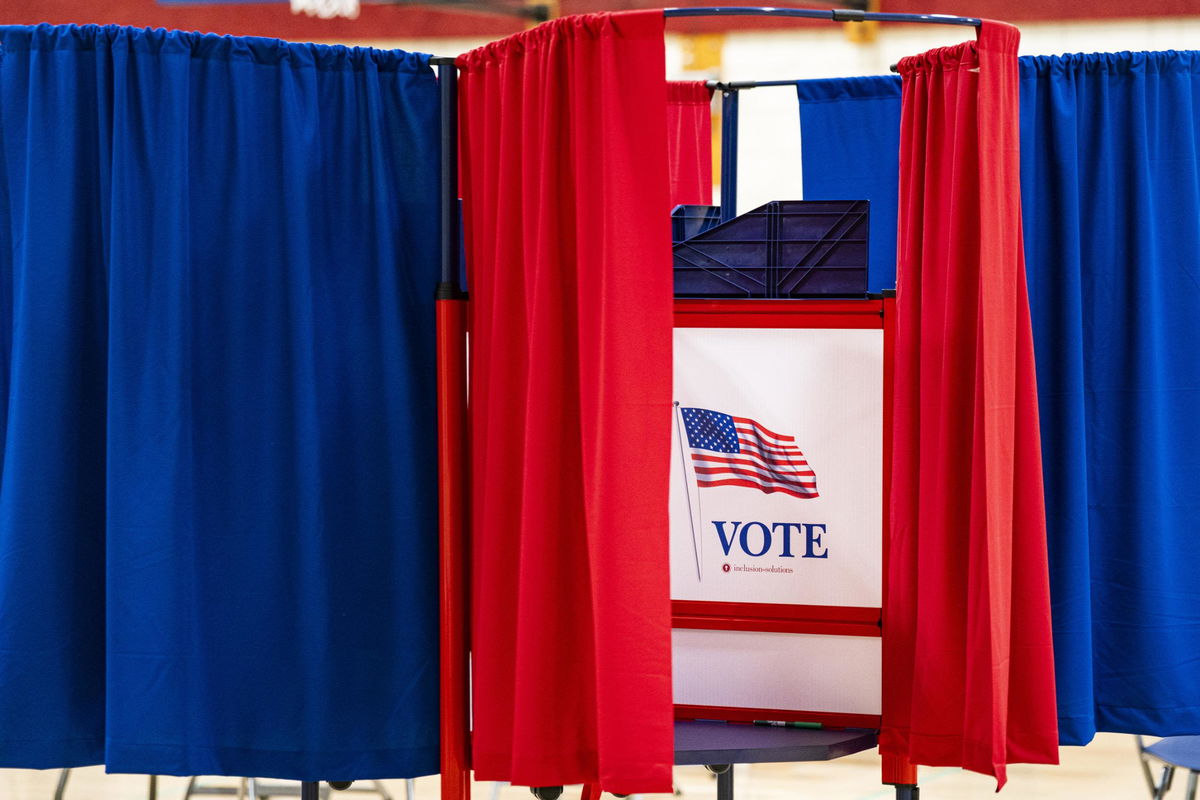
top-left (881, 21), bottom-right (1059, 788)
top-left (457, 11), bottom-right (675, 794)
top-left (666, 81), bottom-right (714, 207)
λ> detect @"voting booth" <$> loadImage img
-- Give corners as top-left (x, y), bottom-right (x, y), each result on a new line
top-left (438, 8), bottom-right (1050, 800)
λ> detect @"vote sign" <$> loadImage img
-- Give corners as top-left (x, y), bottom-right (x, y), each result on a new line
top-left (670, 300), bottom-right (887, 725)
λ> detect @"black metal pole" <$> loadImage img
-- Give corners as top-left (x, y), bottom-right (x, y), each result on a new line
top-left (719, 89), bottom-right (739, 223)
top-left (707, 79), bottom-right (818, 90)
top-left (717, 767), bottom-right (734, 800)
top-left (664, 7), bottom-right (981, 26)
top-left (301, 781), bottom-right (320, 800)
top-left (434, 58), bottom-right (462, 298)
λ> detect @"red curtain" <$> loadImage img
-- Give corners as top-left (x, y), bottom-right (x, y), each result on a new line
top-left (882, 21), bottom-right (1059, 787)
top-left (457, 11), bottom-right (675, 794)
top-left (666, 81), bottom-right (713, 207)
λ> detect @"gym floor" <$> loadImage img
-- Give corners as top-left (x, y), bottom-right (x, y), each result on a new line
top-left (0, 733), bottom-right (1159, 799)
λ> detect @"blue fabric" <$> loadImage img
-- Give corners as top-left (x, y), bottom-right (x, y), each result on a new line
top-left (0, 24), bottom-right (441, 779)
top-left (796, 76), bottom-right (901, 292)
top-left (1020, 50), bottom-right (1200, 745)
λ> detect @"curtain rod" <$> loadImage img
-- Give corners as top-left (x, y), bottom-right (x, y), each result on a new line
top-left (664, 7), bottom-right (981, 26)
top-left (705, 79), bottom-right (807, 90)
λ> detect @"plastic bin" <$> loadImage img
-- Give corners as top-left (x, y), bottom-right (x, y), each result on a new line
top-left (671, 204), bottom-right (722, 242)
top-left (672, 199), bottom-right (868, 298)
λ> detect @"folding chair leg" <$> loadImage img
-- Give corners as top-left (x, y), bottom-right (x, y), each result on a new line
top-left (1139, 736), bottom-right (1160, 798)
top-left (54, 769), bottom-right (70, 800)
top-left (1155, 765), bottom-right (1176, 800)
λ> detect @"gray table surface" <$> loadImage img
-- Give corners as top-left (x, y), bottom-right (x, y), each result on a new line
top-left (674, 720), bottom-right (878, 766)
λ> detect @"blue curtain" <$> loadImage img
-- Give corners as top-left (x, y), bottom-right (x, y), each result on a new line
top-left (0, 24), bottom-right (441, 779)
top-left (798, 52), bottom-right (1200, 744)
top-left (796, 75), bottom-right (901, 292)
top-left (1021, 51), bottom-right (1200, 745)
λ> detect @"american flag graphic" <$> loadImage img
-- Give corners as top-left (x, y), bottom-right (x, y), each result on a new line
top-left (679, 407), bottom-right (818, 499)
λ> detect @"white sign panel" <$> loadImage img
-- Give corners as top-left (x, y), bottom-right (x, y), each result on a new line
top-left (670, 327), bottom-right (883, 608)
top-left (672, 628), bottom-right (882, 715)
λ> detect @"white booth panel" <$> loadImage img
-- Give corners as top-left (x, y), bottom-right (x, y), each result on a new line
top-left (672, 628), bottom-right (881, 716)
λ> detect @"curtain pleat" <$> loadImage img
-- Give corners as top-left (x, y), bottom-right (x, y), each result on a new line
top-left (666, 80), bottom-right (713, 207)
top-left (458, 11), bottom-right (675, 793)
top-left (882, 22), bottom-right (1059, 786)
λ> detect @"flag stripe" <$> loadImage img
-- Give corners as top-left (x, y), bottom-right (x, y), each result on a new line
top-left (736, 442), bottom-right (811, 462)
top-left (733, 439), bottom-right (814, 467)
top-left (693, 464), bottom-right (817, 490)
top-left (691, 453), bottom-right (816, 479)
top-left (732, 416), bottom-right (795, 443)
top-left (737, 432), bottom-right (800, 453)
top-left (694, 478), bottom-right (819, 499)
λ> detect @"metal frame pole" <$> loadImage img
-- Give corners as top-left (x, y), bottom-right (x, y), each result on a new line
top-left (664, 7), bottom-right (980, 26)
top-left (433, 56), bottom-right (471, 800)
top-left (719, 88), bottom-right (739, 223)
top-left (434, 59), bottom-right (462, 297)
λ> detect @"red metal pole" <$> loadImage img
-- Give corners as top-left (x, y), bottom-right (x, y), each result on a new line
top-left (438, 297), bottom-right (471, 800)
top-left (879, 292), bottom-right (918, 792)
top-left (881, 753), bottom-right (918, 787)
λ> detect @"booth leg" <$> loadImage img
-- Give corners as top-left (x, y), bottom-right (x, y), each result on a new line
top-left (883, 753), bottom-right (917, 800)
top-left (716, 768), bottom-right (733, 800)
top-left (436, 294), bottom-right (471, 800)
top-left (301, 782), bottom-right (320, 800)
top-left (436, 56), bottom-right (471, 800)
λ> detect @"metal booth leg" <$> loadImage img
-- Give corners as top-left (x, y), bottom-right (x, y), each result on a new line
top-left (704, 764), bottom-right (733, 800)
top-left (301, 782), bottom-right (321, 800)
top-left (1188, 770), bottom-right (1198, 800)
top-left (717, 768), bottom-right (733, 800)
top-left (883, 752), bottom-right (919, 800)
